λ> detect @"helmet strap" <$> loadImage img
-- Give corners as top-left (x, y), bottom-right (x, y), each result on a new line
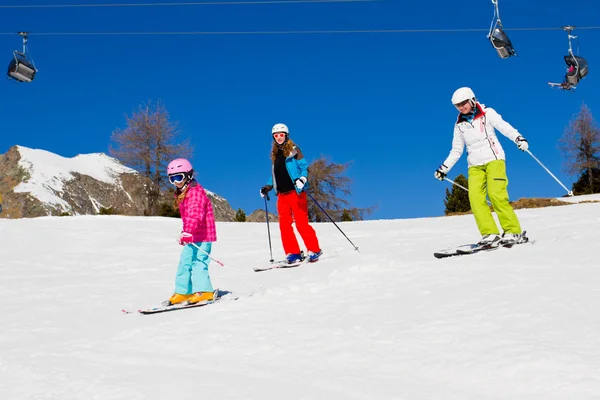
top-left (175, 179), bottom-right (191, 194)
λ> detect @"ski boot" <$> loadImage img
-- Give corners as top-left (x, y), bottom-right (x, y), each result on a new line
top-left (188, 291), bottom-right (214, 304)
top-left (162, 293), bottom-right (192, 307)
top-left (477, 234), bottom-right (501, 248)
top-left (286, 251), bottom-right (305, 264)
top-left (500, 231), bottom-right (528, 247)
top-left (308, 250), bottom-right (322, 263)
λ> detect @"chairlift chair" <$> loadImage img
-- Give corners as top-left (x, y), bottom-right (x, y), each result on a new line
top-left (489, 27), bottom-right (516, 59)
top-left (564, 55), bottom-right (588, 85)
top-left (548, 26), bottom-right (588, 91)
top-left (7, 32), bottom-right (38, 83)
top-left (488, 0), bottom-right (516, 59)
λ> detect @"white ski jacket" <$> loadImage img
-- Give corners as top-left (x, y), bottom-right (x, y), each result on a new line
top-left (442, 103), bottom-right (522, 170)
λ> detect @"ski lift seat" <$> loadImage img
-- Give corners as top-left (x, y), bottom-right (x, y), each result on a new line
top-left (564, 55), bottom-right (588, 78)
top-left (7, 51), bottom-right (36, 83)
top-left (489, 27), bottom-right (516, 59)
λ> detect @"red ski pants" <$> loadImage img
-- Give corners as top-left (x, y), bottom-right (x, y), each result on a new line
top-left (277, 191), bottom-right (320, 255)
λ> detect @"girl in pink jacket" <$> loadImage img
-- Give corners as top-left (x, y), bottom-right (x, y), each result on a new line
top-left (165, 158), bottom-right (217, 306)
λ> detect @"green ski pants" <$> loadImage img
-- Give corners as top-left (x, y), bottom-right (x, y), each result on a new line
top-left (468, 159), bottom-right (521, 236)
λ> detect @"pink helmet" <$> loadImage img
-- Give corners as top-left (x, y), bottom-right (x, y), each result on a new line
top-left (167, 158), bottom-right (193, 175)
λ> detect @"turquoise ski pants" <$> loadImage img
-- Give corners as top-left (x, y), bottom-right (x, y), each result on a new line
top-left (175, 242), bottom-right (214, 294)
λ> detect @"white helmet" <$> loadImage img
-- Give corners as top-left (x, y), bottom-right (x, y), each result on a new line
top-left (451, 87), bottom-right (476, 105)
top-left (272, 123), bottom-right (289, 135)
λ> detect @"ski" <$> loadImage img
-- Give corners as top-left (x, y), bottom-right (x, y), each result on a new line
top-left (123, 289), bottom-right (238, 315)
top-left (253, 254), bottom-right (323, 272)
top-left (138, 300), bottom-right (216, 315)
top-left (253, 260), bottom-right (304, 272)
top-left (456, 243), bottom-right (501, 255)
top-left (433, 243), bottom-right (494, 259)
top-left (434, 232), bottom-right (531, 259)
top-left (548, 82), bottom-right (577, 90)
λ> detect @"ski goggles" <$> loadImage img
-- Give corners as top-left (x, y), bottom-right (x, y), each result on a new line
top-left (454, 99), bottom-right (470, 108)
top-left (168, 173), bottom-right (187, 184)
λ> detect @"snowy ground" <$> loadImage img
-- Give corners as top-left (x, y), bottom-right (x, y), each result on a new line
top-left (555, 193), bottom-right (600, 204)
top-left (1, 202), bottom-right (600, 399)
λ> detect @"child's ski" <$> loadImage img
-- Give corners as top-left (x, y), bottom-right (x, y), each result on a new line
top-left (123, 289), bottom-right (238, 315)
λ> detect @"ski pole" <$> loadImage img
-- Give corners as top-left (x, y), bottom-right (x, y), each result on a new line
top-left (443, 177), bottom-right (492, 206)
top-left (263, 193), bottom-right (274, 262)
top-left (443, 177), bottom-right (469, 193)
top-left (190, 243), bottom-right (263, 293)
top-left (305, 191), bottom-right (359, 252)
top-left (526, 150), bottom-right (573, 196)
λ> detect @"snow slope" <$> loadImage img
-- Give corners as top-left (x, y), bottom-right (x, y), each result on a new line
top-left (555, 193), bottom-right (600, 203)
top-left (1, 202), bottom-right (599, 399)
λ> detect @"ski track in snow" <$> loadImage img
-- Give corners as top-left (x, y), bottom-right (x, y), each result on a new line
top-left (1, 203), bottom-right (600, 399)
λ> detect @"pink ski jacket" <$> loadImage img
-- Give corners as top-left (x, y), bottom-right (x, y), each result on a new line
top-left (177, 180), bottom-right (217, 242)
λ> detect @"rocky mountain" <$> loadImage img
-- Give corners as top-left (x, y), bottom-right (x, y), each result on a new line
top-left (246, 208), bottom-right (279, 223)
top-left (0, 145), bottom-right (236, 221)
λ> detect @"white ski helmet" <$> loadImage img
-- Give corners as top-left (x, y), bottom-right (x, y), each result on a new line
top-left (272, 123), bottom-right (289, 135)
top-left (451, 87), bottom-right (476, 107)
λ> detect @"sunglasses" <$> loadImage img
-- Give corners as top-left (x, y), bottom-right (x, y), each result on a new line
top-left (273, 133), bottom-right (286, 139)
top-left (454, 99), bottom-right (470, 108)
top-left (168, 173), bottom-right (187, 184)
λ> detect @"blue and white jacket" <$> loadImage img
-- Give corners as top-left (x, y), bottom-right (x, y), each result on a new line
top-left (267, 146), bottom-right (310, 195)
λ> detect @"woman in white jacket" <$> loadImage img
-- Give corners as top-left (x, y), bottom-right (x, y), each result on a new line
top-left (434, 87), bottom-right (528, 247)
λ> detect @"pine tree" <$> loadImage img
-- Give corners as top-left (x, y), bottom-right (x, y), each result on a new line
top-left (157, 202), bottom-right (180, 218)
top-left (99, 206), bottom-right (117, 215)
top-left (235, 208), bottom-right (246, 222)
top-left (157, 187), bottom-right (181, 218)
top-left (571, 168), bottom-right (600, 195)
top-left (340, 209), bottom-right (353, 222)
top-left (443, 174), bottom-right (471, 214)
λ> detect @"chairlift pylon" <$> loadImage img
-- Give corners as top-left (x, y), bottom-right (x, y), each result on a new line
top-left (487, 0), bottom-right (516, 59)
top-left (548, 25), bottom-right (588, 91)
top-left (7, 32), bottom-right (38, 83)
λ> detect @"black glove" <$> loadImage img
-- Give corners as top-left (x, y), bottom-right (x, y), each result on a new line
top-left (260, 185), bottom-right (273, 200)
top-left (434, 165), bottom-right (449, 181)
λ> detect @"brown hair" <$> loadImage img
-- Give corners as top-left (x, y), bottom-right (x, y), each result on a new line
top-left (270, 139), bottom-right (297, 163)
top-left (173, 183), bottom-right (190, 209)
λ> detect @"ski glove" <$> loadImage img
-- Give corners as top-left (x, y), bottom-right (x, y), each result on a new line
top-left (515, 136), bottom-right (529, 152)
top-left (260, 185), bottom-right (272, 199)
top-left (434, 164), bottom-right (449, 181)
top-left (295, 177), bottom-right (308, 190)
top-left (179, 232), bottom-right (194, 245)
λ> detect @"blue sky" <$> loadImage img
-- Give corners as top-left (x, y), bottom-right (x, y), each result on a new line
top-left (0, 0), bottom-right (599, 220)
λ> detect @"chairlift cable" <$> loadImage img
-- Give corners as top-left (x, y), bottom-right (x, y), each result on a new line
top-left (0, 0), bottom-right (375, 9)
top-left (0, 26), bottom-right (600, 36)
